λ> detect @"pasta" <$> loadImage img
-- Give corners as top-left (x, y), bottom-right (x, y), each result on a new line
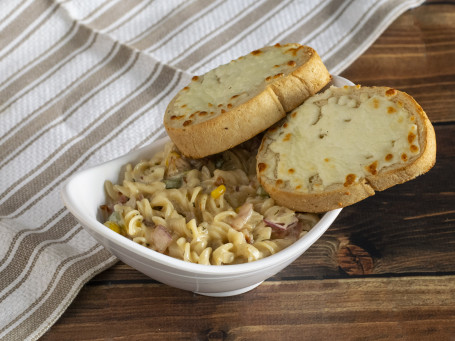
top-left (100, 137), bottom-right (320, 265)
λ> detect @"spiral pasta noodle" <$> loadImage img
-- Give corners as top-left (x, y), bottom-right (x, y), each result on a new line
top-left (101, 138), bottom-right (320, 265)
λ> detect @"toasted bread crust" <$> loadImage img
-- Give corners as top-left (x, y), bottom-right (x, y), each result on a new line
top-left (164, 44), bottom-right (331, 158)
top-left (257, 86), bottom-right (436, 213)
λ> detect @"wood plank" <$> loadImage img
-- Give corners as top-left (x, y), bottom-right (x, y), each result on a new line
top-left (41, 276), bottom-right (455, 340)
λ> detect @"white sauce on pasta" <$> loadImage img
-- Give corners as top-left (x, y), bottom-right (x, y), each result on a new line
top-left (101, 139), bottom-right (320, 265)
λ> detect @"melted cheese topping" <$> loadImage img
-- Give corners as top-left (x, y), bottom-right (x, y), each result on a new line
top-left (168, 44), bottom-right (309, 127)
top-left (266, 87), bottom-right (420, 192)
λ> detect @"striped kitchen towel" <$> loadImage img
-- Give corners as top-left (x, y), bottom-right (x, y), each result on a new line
top-left (0, 0), bottom-right (424, 340)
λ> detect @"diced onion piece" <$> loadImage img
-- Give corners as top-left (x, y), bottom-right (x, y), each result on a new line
top-left (232, 203), bottom-right (253, 230)
top-left (264, 217), bottom-right (298, 231)
top-left (211, 184), bottom-right (226, 199)
top-left (152, 225), bottom-right (173, 253)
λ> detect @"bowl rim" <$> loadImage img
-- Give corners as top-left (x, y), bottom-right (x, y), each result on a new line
top-left (61, 75), bottom-right (352, 276)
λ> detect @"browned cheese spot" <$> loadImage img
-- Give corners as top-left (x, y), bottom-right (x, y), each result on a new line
top-left (221, 109), bottom-right (226, 113)
top-left (251, 49), bottom-right (262, 55)
top-left (208, 103), bottom-right (213, 107)
top-left (344, 174), bottom-right (356, 187)
top-left (183, 120), bottom-right (192, 127)
top-left (287, 60), bottom-right (296, 67)
top-left (343, 85), bottom-right (349, 89)
top-left (227, 103), bottom-right (233, 109)
top-left (291, 112), bottom-right (297, 118)
top-left (324, 158), bottom-right (330, 162)
top-left (181, 104), bottom-right (187, 108)
top-left (387, 106), bottom-right (396, 114)
top-left (385, 153), bottom-right (393, 161)
top-left (231, 94), bottom-right (239, 99)
top-left (198, 111), bottom-right (208, 116)
top-left (288, 168), bottom-right (295, 174)
top-left (372, 98), bottom-right (379, 109)
top-left (296, 185), bottom-right (302, 189)
top-left (408, 132), bottom-right (416, 144)
top-left (401, 153), bottom-right (408, 161)
top-left (265, 76), bottom-right (272, 81)
top-left (189, 112), bottom-right (198, 119)
top-left (286, 46), bottom-right (303, 56)
top-left (283, 133), bottom-right (292, 141)
top-left (183, 86), bottom-right (189, 91)
top-left (366, 161), bottom-right (378, 175)
top-left (276, 179), bottom-right (283, 186)
top-left (410, 145), bottom-right (419, 153)
top-left (356, 84), bottom-right (361, 89)
top-left (192, 76), bottom-right (199, 81)
top-left (283, 123), bottom-right (288, 128)
top-left (385, 88), bottom-right (396, 97)
top-left (397, 101), bottom-right (403, 107)
top-left (273, 73), bottom-right (284, 79)
top-left (258, 163), bottom-right (267, 172)
top-left (410, 115), bottom-right (415, 122)
top-left (274, 43), bottom-right (281, 47)
top-left (218, 104), bottom-right (223, 107)
top-left (170, 115), bottom-right (184, 120)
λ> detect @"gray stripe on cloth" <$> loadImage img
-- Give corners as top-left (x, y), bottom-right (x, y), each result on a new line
top-left (77, 0), bottom-right (117, 22)
top-left (0, 208), bottom-right (67, 269)
top-left (86, 0), bottom-right (146, 31)
top-left (270, 0), bottom-right (351, 45)
top-left (1, 65), bottom-right (181, 218)
top-left (123, 0), bottom-right (182, 45)
top-left (0, 41), bottom-right (137, 170)
top-left (172, 0), bottom-right (281, 71)
top-left (0, 38), bottom-right (130, 168)
top-left (0, 1), bottom-right (61, 63)
top-left (0, 45), bottom-right (138, 204)
top-left (0, 220), bottom-right (82, 301)
top-left (0, 36), bottom-right (118, 148)
top-left (130, 0), bottom-right (221, 51)
top-left (103, 0), bottom-right (155, 34)
top-left (0, 245), bottom-right (115, 340)
top-left (0, 0), bottom-right (30, 26)
top-left (0, 20), bottom-right (78, 91)
top-left (0, 25), bottom-right (96, 115)
top-left (186, 0), bottom-right (297, 74)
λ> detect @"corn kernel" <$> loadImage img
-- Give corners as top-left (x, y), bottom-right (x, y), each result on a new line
top-left (165, 151), bottom-right (180, 166)
top-left (104, 221), bottom-right (121, 234)
top-left (211, 185), bottom-right (226, 199)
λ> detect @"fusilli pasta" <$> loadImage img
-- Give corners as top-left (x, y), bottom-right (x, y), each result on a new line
top-left (100, 138), bottom-right (320, 265)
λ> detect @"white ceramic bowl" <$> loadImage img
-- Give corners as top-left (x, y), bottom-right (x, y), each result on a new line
top-left (61, 76), bottom-right (352, 296)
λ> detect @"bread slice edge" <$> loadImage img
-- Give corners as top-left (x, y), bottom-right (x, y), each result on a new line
top-left (164, 46), bottom-right (331, 158)
top-left (257, 86), bottom-right (437, 213)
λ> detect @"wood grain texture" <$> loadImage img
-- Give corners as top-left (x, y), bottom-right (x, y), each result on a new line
top-left (42, 1), bottom-right (455, 340)
top-left (42, 277), bottom-right (455, 340)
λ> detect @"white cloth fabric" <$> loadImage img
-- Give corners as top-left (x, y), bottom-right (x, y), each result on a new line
top-left (0, 0), bottom-right (424, 339)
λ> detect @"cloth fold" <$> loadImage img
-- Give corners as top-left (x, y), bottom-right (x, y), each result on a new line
top-left (0, 0), bottom-right (424, 339)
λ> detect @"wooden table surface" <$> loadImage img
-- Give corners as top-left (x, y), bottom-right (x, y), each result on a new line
top-left (43, 1), bottom-right (455, 340)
